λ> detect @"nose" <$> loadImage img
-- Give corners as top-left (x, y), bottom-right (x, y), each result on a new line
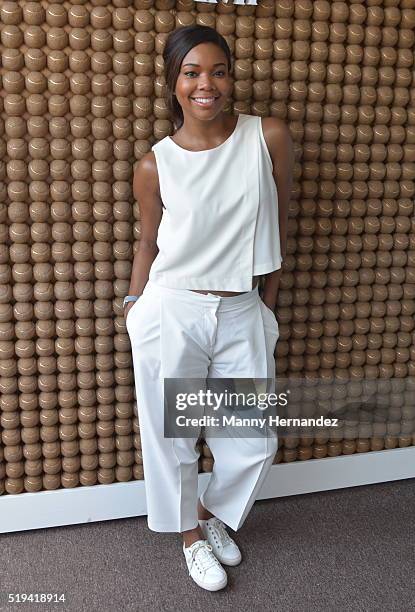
top-left (197, 73), bottom-right (215, 90)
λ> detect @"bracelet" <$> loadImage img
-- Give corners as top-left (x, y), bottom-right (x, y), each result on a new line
top-left (123, 295), bottom-right (140, 308)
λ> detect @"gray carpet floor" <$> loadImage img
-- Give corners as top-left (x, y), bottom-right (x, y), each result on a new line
top-left (1, 479), bottom-right (414, 612)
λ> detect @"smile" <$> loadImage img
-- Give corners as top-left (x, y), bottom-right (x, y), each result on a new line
top-left (190, 97), bottom-right (219, 106)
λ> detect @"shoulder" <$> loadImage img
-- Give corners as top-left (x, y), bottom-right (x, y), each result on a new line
top-left (260, 116), bottom-right (293, 157)
top-left (133, 150), bottom-right (160, 200)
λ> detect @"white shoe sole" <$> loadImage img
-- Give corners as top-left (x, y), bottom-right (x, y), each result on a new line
top-left (190, 572), bottom-right (228, 591)
top-left (215, 553), bottom-right (242, 567)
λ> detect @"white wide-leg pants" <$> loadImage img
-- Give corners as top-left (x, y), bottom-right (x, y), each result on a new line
top-left (126, 280), bottom-right (280, 533)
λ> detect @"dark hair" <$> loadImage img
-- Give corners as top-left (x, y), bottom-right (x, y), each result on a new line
top-left (163, 25), bottom-right (233, 130)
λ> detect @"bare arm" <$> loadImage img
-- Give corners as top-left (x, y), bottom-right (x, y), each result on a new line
top-left (125, 152), bottom-right (163, 316)
top-left (260, 117), bottom-right (295, 311)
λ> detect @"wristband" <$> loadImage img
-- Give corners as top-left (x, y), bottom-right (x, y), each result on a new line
top-left (123, 295), bottom-right (140, 308)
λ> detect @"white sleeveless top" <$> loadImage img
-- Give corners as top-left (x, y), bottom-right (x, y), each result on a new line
top-left (148, 113), bottom-right (282, 292)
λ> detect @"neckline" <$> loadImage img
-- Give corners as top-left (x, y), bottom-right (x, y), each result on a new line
top-left (167, 114), bottom-right (242, 154)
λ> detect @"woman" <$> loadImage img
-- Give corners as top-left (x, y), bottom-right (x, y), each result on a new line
top-left (124, 25), bottom-right (294, 591)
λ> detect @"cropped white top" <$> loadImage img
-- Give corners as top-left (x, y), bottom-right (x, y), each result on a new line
top-left (148, 113), bottom-right (282, 292)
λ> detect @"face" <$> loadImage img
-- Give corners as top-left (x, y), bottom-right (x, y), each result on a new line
top-left (174, 42), bottom-right (233, 120)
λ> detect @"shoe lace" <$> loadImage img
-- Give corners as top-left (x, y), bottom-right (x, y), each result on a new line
top-left (188, 542), bottom-right (218, 575)
top-left (211, 519), bottom-right (232, 546)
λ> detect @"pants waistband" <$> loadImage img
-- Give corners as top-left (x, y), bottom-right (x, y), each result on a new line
top-left (144, 280), bottom-right (260, 310)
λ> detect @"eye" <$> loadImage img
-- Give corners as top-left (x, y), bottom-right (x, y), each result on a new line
top-left (183, 70), bottom-right (226, 78)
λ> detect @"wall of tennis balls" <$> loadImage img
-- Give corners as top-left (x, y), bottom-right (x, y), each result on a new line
top-left (0, 0), bottom-right (414, 496)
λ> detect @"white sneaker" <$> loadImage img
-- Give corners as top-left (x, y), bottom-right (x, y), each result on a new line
top-left (183, 539), bottom-right (228, 591)
top-left (199, 517), bottom-right (242, 566)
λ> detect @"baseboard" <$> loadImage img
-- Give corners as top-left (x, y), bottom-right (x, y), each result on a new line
top-left (1, 447), bottom-right (414, 534)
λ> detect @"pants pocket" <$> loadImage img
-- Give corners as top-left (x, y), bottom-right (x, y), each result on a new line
top-left (258, 298), bottom-right (279, 336)
top-left (125, 297), bottom-right (143, 328)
